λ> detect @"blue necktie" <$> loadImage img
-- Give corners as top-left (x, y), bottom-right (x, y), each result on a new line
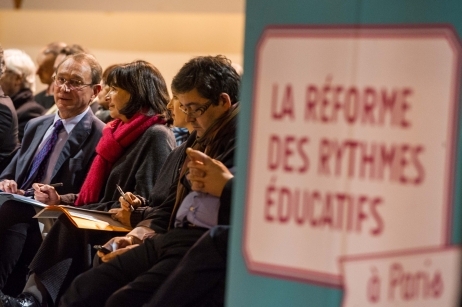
top-left (21, 120), bottom-right (64, 189)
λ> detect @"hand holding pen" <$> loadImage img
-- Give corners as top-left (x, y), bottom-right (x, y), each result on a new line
top-left (116, 184), bottom-right (141, 212)
top-left (24, 182), bottom-right (63, 197)
top-left (30, 183), bottom-right (63, 205)
top-left (110, 185), bottom-right (142, 227)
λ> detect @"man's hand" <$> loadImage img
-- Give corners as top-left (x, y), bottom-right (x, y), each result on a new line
top-left (97, 235), bottom-right (139, 262)
top-left (32, 183), bottom-right (60, 205)
top-left (0, 180), bottom-right (24, 195)
top-left (186, 148), bottom-right (234, 197)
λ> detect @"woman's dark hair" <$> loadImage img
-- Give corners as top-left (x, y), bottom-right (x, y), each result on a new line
top-left (171, 55), bottom-right (240, 105)
top-left (106, 60), bottom-right (170, 119)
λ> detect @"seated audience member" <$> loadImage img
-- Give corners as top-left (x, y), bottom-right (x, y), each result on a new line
top-left (44, 44), bottom-right (88, 116)
top-left (144, 149), bottom-right (233, 307)
top-left (0, 53), bottom-right (106, 296)
top-left (34, 42), bottom-right (67, 110)
top-left (94, 64), bottom-right (119, 123)
top-left (0, 45), bottom-right (19, 172)
top-left (0, 60), bottom-right (175, 306)
top-left (0, 49), bottom-right (44, 141)
top-left (57, 55), bottom-right (240, 307)
top-left (109, 93), bottom-right (194, 226)
top-left (148, 226), bottom-right (230, 307)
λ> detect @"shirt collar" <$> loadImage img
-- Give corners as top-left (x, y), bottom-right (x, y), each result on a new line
top-left (54, 107), bottom-right (90, 134)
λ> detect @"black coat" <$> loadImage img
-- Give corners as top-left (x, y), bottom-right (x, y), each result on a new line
top-left (11, 88), bottom-right (45, 141)
top-left (0, 86), bottom-right (19, 172)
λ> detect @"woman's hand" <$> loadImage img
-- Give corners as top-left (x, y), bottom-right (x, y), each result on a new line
top-left (109, 208), bottom-right (131, 227)
top-left (120, 192), bottom-right (142, 210)
top-left (109, 192), bottom-right (142, 227)
top-left (32, 183), bottom-right (60, 205)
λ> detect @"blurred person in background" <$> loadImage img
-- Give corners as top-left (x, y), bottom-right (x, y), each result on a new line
top-left (34, 42), bottom-right (67, 110)
top-left (94, 64), bottom-right (119, 123)
top-left (0, 49), bottom-right (44, 141)
top-left (0, 45), bottom-right (19, 173)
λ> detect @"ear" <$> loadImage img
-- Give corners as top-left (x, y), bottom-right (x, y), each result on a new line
top-left (219, 93), bottom-right (232, 111)
top-left (13, 74), bottom-right (23, 87)
top-left (90, 84), bottom-right (102, 102)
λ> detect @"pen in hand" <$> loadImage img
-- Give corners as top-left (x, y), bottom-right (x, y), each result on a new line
top-left (116, 184), bottom-right (134, 212)
top-left (24, 183), bottom-right (63, 197)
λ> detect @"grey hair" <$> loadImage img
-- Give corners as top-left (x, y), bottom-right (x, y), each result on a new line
top-left (4, 49), bottom-right (36, 92)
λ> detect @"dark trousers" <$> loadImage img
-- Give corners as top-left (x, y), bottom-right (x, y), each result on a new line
top-left (0, 201), bottom-right (42, 296)
top-left (146, 226), bottom-right (229, 307)
top-left (60, 228), bottom-right (207, 307)
top-left (28, 215), bottom-right (124, 305)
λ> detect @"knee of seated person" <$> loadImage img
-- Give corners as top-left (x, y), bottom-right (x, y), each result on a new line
top-left (104, 289), bottom-right (131, 307)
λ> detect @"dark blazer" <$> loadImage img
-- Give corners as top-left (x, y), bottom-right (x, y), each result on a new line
top-left (11, 88), bottom-right (45, 142)
top-left (0, 111), bottom-right (105, 195)
top-left (0, 87), bottom-right (19, 172)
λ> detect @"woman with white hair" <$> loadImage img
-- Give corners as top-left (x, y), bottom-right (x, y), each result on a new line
top-left (0, 49), bottom-right (44, 141)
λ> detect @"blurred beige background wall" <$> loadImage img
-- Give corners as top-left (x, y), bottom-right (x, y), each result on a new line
top-left (0, 1), bottom-right (244, 93)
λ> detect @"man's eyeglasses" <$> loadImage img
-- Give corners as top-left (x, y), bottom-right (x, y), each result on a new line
top-left (53, 76), bottom-right (93, 91)
top-left (179, 100), bottom-right (214, 118)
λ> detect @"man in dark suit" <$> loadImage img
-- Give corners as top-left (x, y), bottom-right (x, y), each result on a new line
top-left (0, 53), bottom-right (105, 297)
top-left (0, 49), bottom-right (45, 142)
top-left (0, 46), bottom-right (19, 173)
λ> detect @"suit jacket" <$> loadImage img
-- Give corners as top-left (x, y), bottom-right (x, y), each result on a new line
top-left (0, 111), bottom-right (105, 195)
top-left (0, 87), bottom-right (19, 172)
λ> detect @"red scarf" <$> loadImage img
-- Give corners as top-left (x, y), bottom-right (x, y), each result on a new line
top-left (75, 113), bottom-right (165, 206)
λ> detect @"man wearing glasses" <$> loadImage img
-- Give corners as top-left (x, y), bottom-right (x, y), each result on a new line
top-left (0, 53), bottom-right (104, 298)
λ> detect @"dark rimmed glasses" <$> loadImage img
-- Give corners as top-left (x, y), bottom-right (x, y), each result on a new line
top-left (179, 100), bottom-right (214, 118)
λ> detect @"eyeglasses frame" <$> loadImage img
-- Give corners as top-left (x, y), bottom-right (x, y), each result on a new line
top-left (52, 75), bottom-right (94, 91)
top-left (178, 100), bottom-right (214, 118)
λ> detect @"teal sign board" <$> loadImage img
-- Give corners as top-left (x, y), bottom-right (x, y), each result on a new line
top-left (227, 1), bottom-right (462, 306)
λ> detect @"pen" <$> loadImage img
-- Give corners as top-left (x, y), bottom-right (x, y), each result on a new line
top-left (116, 184), bottom-right (134, 211)
top-left (24, 182), bottom-right (63, 197)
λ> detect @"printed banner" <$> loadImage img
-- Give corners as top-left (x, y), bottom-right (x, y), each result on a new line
top-left (243, 26), bottom-right (461, 286)
top-left (340, 247), bottom-right (462, 306)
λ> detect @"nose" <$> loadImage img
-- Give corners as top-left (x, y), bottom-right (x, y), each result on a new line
top-left (57, 82), bottom-right (70, 93)
top-left (167, 100), bottom-right (173, 110)
top-left (186, 114), bottom-right (195, 122)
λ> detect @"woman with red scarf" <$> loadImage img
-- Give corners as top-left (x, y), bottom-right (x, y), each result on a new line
top-left (0, 60), bottom-right (176, 301)
top-left (36, 60), bottom-right (175, 209)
